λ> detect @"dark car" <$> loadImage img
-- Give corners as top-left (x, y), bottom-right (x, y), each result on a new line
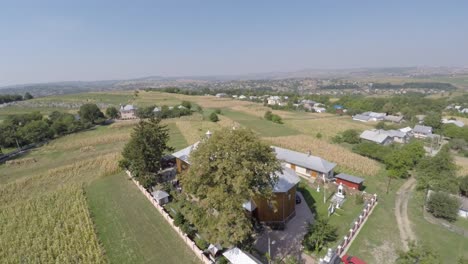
top-left (341, 255), bottom-right (366, 264)
top-left (295, 194), bottom-right (301, 204)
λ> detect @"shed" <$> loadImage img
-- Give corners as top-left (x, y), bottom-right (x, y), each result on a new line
top-left (151, 190), bottom-right (170, 205)
top-left (222, 247), bottom-right (262, 264)
top-left (352, 114), bottom-right (371, 122)
top-left (384, 115), bottom-right (404, 123)
top-left (459, 196), bottom-right (468, 218)
top-left (335, 173), bottom-right (364, 190)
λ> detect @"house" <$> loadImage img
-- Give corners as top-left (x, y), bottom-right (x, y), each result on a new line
top-left (313, 106), bottom-right (327, 113)
top-left (272, 146), bottom-right (336, 180)
top-left (215, 93), bottom-right (229, 98)
top-left (359, 130), bottom-right (393, 145)
top-left (238, 95), bottom-right (247, 100)
top-left (251, 165), bottom-right (300, 224)
top-left (461, 108), bottom-right (468, 114)
top-left (352, 114), bottom-right (371, 122)
top-left (222, 247), bottom-right (262, 264)
top-left (384, 115), bottom-right (404, 123)
top-left (399, 127), bottom-right (412, 134)
top-left (380, 129), bottom-right (409, 143)
top-left (120, 104), bottom-right (137, 119)
top-left (267, 96), bottom-right (282, 105)
top-left (459, 196), bottom-right (468, 218)
top-left (441, 119), bottom-right (465, 127)
top-left (153, 107), bottom-right (161, 113)
top-left (151, 190), bottom-right (170, 205)
top-left (362, 112), bottom-right (387, 121)
top-left (334, 105), bottom-right (345, 114)
top-left (171, 142), bottom-right (200, 173)
top-left (413, 125), bottom-right (433, 139)
top-left (335, 173), bottom-right (364, 190)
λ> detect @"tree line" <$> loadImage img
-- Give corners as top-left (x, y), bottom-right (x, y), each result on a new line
top-left (0, 93), bottom-right (33, 104)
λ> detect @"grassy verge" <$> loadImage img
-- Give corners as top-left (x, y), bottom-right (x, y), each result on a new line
top-left (86, 172), bottom-right (200, 264)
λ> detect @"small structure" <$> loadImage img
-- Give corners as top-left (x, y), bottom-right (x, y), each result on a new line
top-left (352, 114), bottom-right (371, 122)
top-left (459, 196), bottom-right (468, 218)
top-left (319, 248), bottom-right (342, 264)
top-left (313, 106), bottom-right (327, 113)
top-left (413, 125), bottom-right (433, 139)
top-left (207, 244), bottom-right (223, 259)
top-left (384, 115), bottom-right (404, 123)
top-left (360, 130), bottom-right (393, 145)
top-left (222, 247), bottom-right (262, 264)
top-left (442, 118), bottom-right (464, 127)
top-left (363, 111), bottom-right (387, 121)
top-left (399, 126), bottom-right (412, 134)
top-left (335, 173), bottom-right (365, 190)
top-left (238, 95), bottom-right (247, 100)
top-left (267, 96), bottom-right (283, 106)
top-left (380, 129), bottom-right (409, 143)
top-left (153, 107), bottom-right (161, 113)
top-left (151, 190), bottom-right (170, 205)
top-left (120, 104), bottom-right (137, 119)
top-left (272, 146), bottom-right (336, 180)
top-left (215, 93), bottom-right (229, 98)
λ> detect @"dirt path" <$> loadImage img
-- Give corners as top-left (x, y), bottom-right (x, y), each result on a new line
top-left (395, 177), bottom-right (417, 250)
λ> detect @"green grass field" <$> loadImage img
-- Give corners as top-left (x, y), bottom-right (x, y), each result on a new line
top-left (86, 172), bottom-right (200, 264)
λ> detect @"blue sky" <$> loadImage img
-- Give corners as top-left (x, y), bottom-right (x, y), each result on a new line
top-left (1, 0), bottom-right (467, 85)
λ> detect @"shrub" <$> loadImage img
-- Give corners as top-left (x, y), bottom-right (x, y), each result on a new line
top-left (181, 222), bottom-right (196, 238)
top-left (264, 111), bottom-right (273, 121)
top-left (214, 109), bottom-right (222, 114)
top-left (316, 132), bottom-right (322, 139)
top-left (174, 212), bottom-right (185, 226)
top-left (209, 112), bottom-right (219, 122)
top-left (194, 237), bottom-right (209, 250)
top-left (271, 114), bottom-right (283, 124)
top-left (426, 191), bottom-right (460, 222)
top-left (354, 194), bottom-right (364, 205)
top-left (460, 176), bottom-right (468, 197)
top-left (341, 129), bottom-right (360, 144)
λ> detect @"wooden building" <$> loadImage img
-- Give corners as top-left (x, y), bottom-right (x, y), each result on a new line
top-left (335, 173), bottom-right (364, 190)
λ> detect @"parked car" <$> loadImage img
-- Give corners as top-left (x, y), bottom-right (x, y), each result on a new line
top-left (295, 194), bottom-right (301, 204)
top-left (341, 255), bottom-right (366, 264)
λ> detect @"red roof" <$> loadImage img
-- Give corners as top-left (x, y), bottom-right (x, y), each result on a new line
top-left (342, 255), bottom-right (366, 264)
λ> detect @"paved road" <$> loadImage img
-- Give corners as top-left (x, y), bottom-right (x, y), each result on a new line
top-left (395, 177), bottom-right (417, 250)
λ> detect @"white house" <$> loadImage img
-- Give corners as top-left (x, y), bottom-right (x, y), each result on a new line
top-left (120, 104), bottom-right (137, 119)
top-left (360, 130), bottom-right (393, 145)
top-left (413, 125), bottom-right (433, 139)
top-left (362, 111), bottom-right (387, 121)
top-left (215, 93), bottom-right (229, 98)
top-left (267, 96), bottom-right (282, 105)
top-left (223, 247), bottom-right (262, 264)
top-left (238, 95), bottom-right (247, 100)
top-left (313, 106), bottom-right (327, 113)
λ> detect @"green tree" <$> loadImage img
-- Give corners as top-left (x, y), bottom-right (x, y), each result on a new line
top-left (105, 106), bottom-right (119, 119)
top-left (23, 92), bottom-right (34, 100)
top-left (180, 128), bottom-right (281, 245)
top-left (396, 242), bottom-right (441, 264)
top-left (181, 101), bottom-right (192, 109)
top-left (18, 120), bottom-right (53, 144)
top-left (303, 218), bottom-right (338, 254)
top-left (341, 129), bottom-right (360, 144)
top-left (209, 112), bottom-right (219, 122)
top-left (214, 109), bottom-right (222, 114)
top-left (78, 104), bottom-right (105, 124)
top-left (426, 191), bottom-right (460, 222)
top-left (460, 176), bottom-right (468, 197)
top-left (119, 118), bottom-right (174, 188)
top-left (264, 110), bottom-right (273, 121)
top-left (271, 114), bottom-right (283, 124)
top-left (424, 111), bottom-right (442, 130)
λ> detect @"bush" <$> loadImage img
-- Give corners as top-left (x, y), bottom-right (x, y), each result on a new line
top-left (341, 129), bottom-right (360, 144)
top-left (271, 114), bottom-right (283, 124)
top-left (264, 111), bottom-right (273, 121)
top-left (214, 109), bottom-right (222, 114)
top-left (460, 176), bottom-right (468, 197)
top-left (426, 191), bottom-right (460, 222)
top-left (316, 132), bottom-right (322, 139)
top-left (354, 194), bottom-right (364, 205)
top-left (181, 222), bottom-right (196, 238)
top-left (209, 112), bottom-right (219, 122)
top-left (173, 212), bottom-right (185, 227)
top-left (194, 237), bottom-right (209, 250)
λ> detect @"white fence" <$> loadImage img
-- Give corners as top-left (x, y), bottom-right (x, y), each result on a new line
top-left (125, 171), bottom-right (212, 264)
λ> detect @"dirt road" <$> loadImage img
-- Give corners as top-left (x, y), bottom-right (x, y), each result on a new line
top-left (395, 177), bottom-right (417, 250)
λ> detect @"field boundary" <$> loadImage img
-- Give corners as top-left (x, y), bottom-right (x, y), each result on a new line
top-left (125, 170), bottom-right (211, 264)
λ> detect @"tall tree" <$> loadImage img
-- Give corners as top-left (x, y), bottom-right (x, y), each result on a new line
top-left (78, 104), bottom-right (105, 124)
top-left (23, 92), bottom-right (34, 100)
top-left (18, 120), bottom-right (54, 144)
top-left (180, 128), bottom-right (281, 245)
top-left (119, 118), bottom-right (173, 187)
top-left (105, 106), bottom-right (119, 119)
top-left (427, 191), bottom-right (460, 222)
top-left (303, 218), bottom-right (338, 254)
top-left (424, 111), bottom-right (442, 130)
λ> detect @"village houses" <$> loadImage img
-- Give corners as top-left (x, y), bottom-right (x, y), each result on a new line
top-left (119, 104), bottom-right (137, 119)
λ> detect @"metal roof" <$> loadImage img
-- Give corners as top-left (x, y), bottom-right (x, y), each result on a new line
top-left (273, 166), bottom-right (300, 193)
top-left (335, 173), bottom-right (364, 184)
top-left (384, 115), bottom-right (404, 122)
top-left (380, 129), bottom-right (406, 138)
top-left (360, 130), bottom-right (391, 144)
top-left (151, 190), bottom-right (169, 200)
top-left (171, 142), bottom-right (199, 164)
top-left (353, 114), bottom-right (371, 121)
top-left (121, 104), bottom-right (136, 111)
top-left (272, 146), bottom-right (336, 173)
top-left (413, 125), bottom-right (432, 135)
top-left (223, 247), bottom-right (262, 264)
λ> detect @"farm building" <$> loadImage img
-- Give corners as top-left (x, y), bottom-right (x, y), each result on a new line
top-left (353, 112), bottom-right (386, 122)
top-left (334, 173), bottom-right (364, 190)
top-left (119, 104), bottom-right (137, 119)
top-left (151, 190), bottom-right (170, 205)
top-left (413, 125), bottom-right (433, 139)
top-left (359, 130), bottom-right (393, 145)
top-left (384, 115), bottom-right (404, 123)
top-left (272, 146), bottom-right (336, 180)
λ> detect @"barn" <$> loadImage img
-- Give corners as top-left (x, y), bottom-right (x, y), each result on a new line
top-left (335, 173), bottom-right (364, 190)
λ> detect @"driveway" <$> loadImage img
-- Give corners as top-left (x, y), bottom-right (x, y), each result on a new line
top-left (254, 192), bottom-right (314, 261)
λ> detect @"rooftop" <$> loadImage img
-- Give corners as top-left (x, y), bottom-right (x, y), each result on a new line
top-left (273, 166), bottom-right (301, 193)
top-left (272, 146), bottom-right (336, 173)
top-left (360, 130), bottom-right (391, 144)
top-left (413, 125), bottom-right (432, 135)
top-left (335, 173), bottom-right (364, 184)
top-left (223, 247), bottom-right (262, 264)
top-left (151, 190), bottom-right (169, 200)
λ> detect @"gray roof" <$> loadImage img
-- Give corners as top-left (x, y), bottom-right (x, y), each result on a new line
top-left (384, 115), bottom-right (404, 122)
top-left (353, 114), bottom-right (371, 121)
top-left (442, 119), bottom-right (464, 127)
top-left (360, 130), bottom-right (391, 144)
top-left (121, 104), bottom-right (136, 111)
top-left (272, 146), bottom-right (336, 173)
top-left (171, 142), bottom-right (199, 164)
top-left (413, 125), bottom-right (432, 135)
top-left (335, 173), bottom-right (364, 184)
top-left (223, 247), bottom-right (262, 264)
top-left (460, 196), bottom-right (468, 211)
top-left (381, 129), bottom-right (406, 138)
top-left (152, 190), bottom-right (169, 200)
top-left (273, 166), bottom-right (300, 193)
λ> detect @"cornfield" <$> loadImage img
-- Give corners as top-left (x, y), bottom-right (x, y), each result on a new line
top-left (287, 116), bottom-right (374, 139)
top-left (263, 135), bottom-right (381, 177)
top-left (0, 186), bottom-right (107, 263)
top-left (48, 132), bottom-right (131, 151)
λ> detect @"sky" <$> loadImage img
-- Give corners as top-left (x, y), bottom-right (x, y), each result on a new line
top-left (1, 0), bottom-right (467, 86)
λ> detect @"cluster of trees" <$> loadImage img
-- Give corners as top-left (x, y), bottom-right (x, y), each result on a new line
top-left (0, 103), bottom-right (107, 150)
top-left (372, 82), bottom-right (457, 90)
top-left (136, 101), bottom-right (194, 119)
top-left (119, 118), bottom-right (174, 188)
top-left (0, 93), bottom-right (33, 104)
top-left (264, 111), bottom-right (283, 124)
top-left (332, 129), bottom-right (361, 144)
top-left (444, 124), bottom-right (468, 156)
